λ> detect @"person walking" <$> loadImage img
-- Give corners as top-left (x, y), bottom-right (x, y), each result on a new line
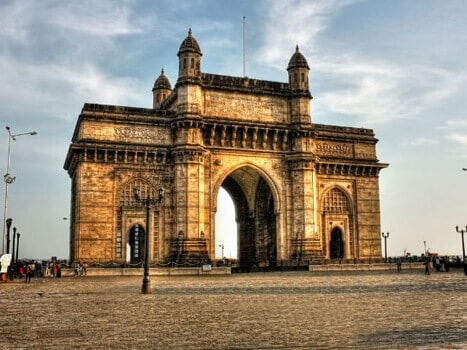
top-left (25, 263), bottom-right (31, 283)
top-left (396, 257), bottom-right (402, 272)
top-left (424, 258), bottom-right (430, 275)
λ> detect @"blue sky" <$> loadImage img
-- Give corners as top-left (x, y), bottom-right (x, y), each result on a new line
top-left (1, 0), bottom-right (467, 260)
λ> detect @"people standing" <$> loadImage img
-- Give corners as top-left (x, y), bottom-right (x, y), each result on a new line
top-left (396, 257), bottom-right (402, 272)
top-left (25, 263), bottom-right (31, 283)
top-left (424, 258), bottom-right (430, 275)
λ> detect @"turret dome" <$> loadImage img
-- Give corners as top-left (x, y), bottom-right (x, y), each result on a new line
top-left (153, 69), bottom-right (171, 90)
top-left (287, 45), bottom-right (309, 70)
top-left (177, 28), bottom-right (202, 56)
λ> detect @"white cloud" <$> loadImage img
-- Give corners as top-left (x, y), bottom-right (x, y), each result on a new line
top-left (0, 54), bottom-right (145, 122)
top-left (316, 58), bottom-right (466, 124)
top-left (442, 119), bottom-right (467, 129)
top-left (49, 1), bottom-right (149, 37)
top-left (448, 133), bottom-right (467, 146)
top-left (401, 137), bottom-right (440, 147)
top-left (256, 0), bottom-right (467, 126)
top-left (258, 0), bottom-right (359, 68)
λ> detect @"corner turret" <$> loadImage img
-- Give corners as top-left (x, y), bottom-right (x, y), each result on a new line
top-left (152, 68), bottom-right (172, 109)
top-left (287, 45), bottom-right (312, 126)
top-left (177, 28), bottom-right (202, 81)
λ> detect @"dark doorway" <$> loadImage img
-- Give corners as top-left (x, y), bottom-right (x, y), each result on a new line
top-left (330, 227), bottom-right (344, 259)
top-left (129, 224), bottom-right (145, 264)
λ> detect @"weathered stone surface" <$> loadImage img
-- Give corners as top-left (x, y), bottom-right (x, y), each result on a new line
top-left (1, 270), bottom-right (466, 349)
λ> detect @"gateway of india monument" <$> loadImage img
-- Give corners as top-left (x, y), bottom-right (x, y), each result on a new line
top-left (64, 29), bottom-right (388, 271)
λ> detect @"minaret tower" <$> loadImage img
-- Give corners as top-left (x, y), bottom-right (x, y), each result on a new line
top-left (171, 29), bottom-right (209, 264)
top-left (177, 28), bottom-right (202, 81)
top-left (286, 46), bottom-right (320, 261)
top-left (287, 45), bottom-right (312, 126)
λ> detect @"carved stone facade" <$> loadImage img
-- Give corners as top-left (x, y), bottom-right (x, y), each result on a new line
top-left (64, 30), bottom-right (388, 269)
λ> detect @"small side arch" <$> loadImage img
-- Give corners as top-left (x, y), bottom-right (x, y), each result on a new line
top-left (321, 186), bottom-right (355, 260)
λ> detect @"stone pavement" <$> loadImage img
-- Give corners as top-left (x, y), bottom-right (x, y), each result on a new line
top-left (0, 269), bottom-right (466, 350)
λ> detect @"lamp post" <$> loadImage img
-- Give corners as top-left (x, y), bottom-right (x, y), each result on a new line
top-left (381, 232), bottom-right (389, 262)
top-left (133, 186), bottom-right (164, 294)
top-left (15, 232), bottom-right (20, 262)
top-left (2, 126), bottom-right (37, 254)
top-left (455, 226), bottom-right (466, 262)
top-left (219, 244), bottom-right (224, 259)
top-left (12, 227), bottom-right (16, 262)
top-left (5, 218), bottom-right (12, 254)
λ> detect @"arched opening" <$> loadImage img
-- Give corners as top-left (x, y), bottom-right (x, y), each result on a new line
top-left (330, 227), bottom-right (344, 259)
top-left (128, 224), bottom-right (146, 264)
top-left (219, 166), bottom-right (277, 271)
top-left (215, 188), bottom-right (237, 260)
top-left (322, 187), bottom-right (353, 260)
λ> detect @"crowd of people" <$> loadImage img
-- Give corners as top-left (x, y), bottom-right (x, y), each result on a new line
top-left (5, 260), bottom-right (68, 282)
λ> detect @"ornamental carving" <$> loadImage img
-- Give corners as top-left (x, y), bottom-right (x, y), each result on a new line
top-left (114, 126), bottom-right (169, 144)
top-left (316, 142), bottom-right (353, 157)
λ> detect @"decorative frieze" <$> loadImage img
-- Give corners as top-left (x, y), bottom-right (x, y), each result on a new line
top-left (114, 126), bottom-right (169, 144)
top-left (315, 141), bottom-right (354, 158)
top-left (316, 162), bottom-right (383, 177)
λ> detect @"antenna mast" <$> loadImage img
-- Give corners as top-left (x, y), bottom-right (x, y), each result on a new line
top-left (243, 16), bottom-right (246, 77)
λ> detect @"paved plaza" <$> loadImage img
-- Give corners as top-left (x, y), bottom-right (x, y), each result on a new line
top-left (1, 269), bottom-right (466, 349)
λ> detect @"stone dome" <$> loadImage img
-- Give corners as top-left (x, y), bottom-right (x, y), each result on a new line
top-left (177, 28), bottom-right (202, 56)
top-left (153, 69), bottom-right (171, 90)
top-left (287, 45), bottom-right (309, 70)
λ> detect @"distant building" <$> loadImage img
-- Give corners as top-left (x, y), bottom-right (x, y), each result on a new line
top-left (64, 29), bottom-right (388, 270)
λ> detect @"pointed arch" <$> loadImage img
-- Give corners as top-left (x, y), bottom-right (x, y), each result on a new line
top-left (212, 162), bottom-right (281, 214)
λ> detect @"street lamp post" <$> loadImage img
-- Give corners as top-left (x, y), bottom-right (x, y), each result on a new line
top-left (15, 232), bottom-right (20, 262)
top-left (2, 126), bottom-right (37, 254)
top-left (133, 186), bottom-right (164, 294)
top-left (11, 227), bottom-right (16, 262)
top-left (5, 218), bottom-right (12, 254)
top-left (381, 232), bottom-right (389, 262)
top-left (219, 244), bottom-right (224, 259)
top-left (455, 226), bottom-right (466, 262)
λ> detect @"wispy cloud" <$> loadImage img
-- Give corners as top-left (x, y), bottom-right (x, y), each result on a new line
top-left (257, 0), bottom-right (467, 126)
top-left (49, 1), bottom-right (149, 37)
top-left (0, 54), bottom-right (145, 121)
top-left (258, 0), bottom-right (359, 67)
top-left (401, 137), bottom-right (440, 147)
top-left (316, 59), bottom-right (466, 125)
top-left (448, 133), bottom-right (467, 145)
top-left (0, 0), bottom-right (152, 122)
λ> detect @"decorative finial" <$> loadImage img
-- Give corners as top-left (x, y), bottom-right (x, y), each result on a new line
top-left (188, 28), bottom-right (192, 36)
top-left (296, 44), bottom-right (299, 52)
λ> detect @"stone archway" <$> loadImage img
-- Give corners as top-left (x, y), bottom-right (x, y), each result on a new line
top-left (219, 166), bottom-right (277, 272)
top-left (64, 30), bottom-right (388, 266)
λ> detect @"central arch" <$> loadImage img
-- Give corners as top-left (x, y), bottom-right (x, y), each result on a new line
top-left (217, 165), bottom-right (278, 272)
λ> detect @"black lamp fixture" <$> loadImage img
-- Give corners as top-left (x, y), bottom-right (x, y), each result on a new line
top-left (381, 232), bottom-right (389, 262)
top-left (455, 226), bottom-right (466, 263)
